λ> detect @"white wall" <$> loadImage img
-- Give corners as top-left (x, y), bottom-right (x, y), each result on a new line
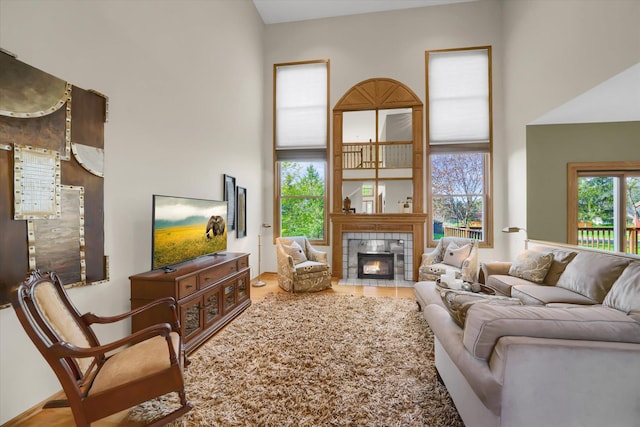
top-left (2, 0), bottom-right (639, 422)
top-left (261, 0), bottom-right (506, 270)
top-left (501, 0), bottom-right (640, 251)
top-left (260, 0), bottom-right (640, 270)
top-left (0, 0), bottom-right (264, 423)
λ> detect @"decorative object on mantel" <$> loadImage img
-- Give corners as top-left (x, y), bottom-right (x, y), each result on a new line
top-left (343, 196), bottom-right (352, 213)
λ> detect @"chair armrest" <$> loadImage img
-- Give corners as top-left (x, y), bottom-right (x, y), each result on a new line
top-left (50, 322), bottom-right (177, 360)
top-left (420, 249), bottom-right (440, 267)
top-left (276, 244), bottom-right (296, 274)
top-left (307, 246), bottom-right (328, 264)
top-left (81, 297), bottom-right (180, 332)
top-left (460, 246), bottom-right (480, 282)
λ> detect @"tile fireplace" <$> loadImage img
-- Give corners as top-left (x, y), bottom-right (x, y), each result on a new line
top-left (358, 252), bottom-right (395, 279)
top-left (343, 232), bottom-right (412, 281)
top-left (330, 213), bottom-right (427, 282)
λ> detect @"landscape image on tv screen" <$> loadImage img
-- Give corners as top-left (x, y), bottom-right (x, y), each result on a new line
top-left (152, 195), bottom-right (228, 270)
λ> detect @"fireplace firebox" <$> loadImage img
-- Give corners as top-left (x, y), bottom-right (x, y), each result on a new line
top-left (357, 252), bottom-right (394, 280)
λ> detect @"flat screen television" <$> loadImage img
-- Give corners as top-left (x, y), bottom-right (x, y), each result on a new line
top-left (152, 195), bottom-right (228, 271)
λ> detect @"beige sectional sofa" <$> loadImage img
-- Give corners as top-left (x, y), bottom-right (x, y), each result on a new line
top-left (414, 240), bottom-right (640, 427)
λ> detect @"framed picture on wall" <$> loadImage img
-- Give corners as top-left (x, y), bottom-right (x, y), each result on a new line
top-left (237, 186), bottom-right (246, 238)
top-left (223, 174), bottom-right (236, 231)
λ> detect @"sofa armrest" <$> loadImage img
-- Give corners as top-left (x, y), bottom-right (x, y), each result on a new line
top-left (463, 304), bottom-right (640, 360)
top-left (494, 336), bottom-right (640, 427)
top-left (480, 262), bottom-right (512, 280)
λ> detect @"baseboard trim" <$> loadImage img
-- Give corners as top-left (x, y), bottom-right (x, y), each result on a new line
top-left (1, 390), bottom-right (65, 427)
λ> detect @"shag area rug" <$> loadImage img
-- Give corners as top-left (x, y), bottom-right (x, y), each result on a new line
top-left (129, 293), bottom-right (464, 426)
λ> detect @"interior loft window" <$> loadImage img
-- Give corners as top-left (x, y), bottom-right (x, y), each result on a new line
top-left (274, 60), bottom-right (329, 243)
top-left (568, 163), bottom-right (640, 255)
top-left (426, 46), bottom-right (493, 246)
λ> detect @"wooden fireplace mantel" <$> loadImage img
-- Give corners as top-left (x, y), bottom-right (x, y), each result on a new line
top-left (330, 213), bottom-right (427, 281)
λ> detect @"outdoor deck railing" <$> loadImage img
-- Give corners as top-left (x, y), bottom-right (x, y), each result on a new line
top-left (442, 225), bottom-right (640, 255)
top-left (443, 225), bottom-right (483, 240)
top-left (577, 227), bottom-right (640, 255)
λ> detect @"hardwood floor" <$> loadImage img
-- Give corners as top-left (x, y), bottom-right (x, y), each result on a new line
top-left (9, 273), bottom-right (415, 427)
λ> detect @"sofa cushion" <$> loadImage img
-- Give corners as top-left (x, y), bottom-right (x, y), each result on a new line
top-left (556, 251), bottom-right (630, 302)
top-left (439, 289), bottom-right (522, 327)
top-left (511, 284), bottom-right (597, 306)
top-left (508, 250), bottom-right (554, 283)
top-left (442, 241), bottom-right (472, 269)
top-left (485, 274), bottom-right (531, 297)
top-left (463, 304), bottom-right (640, 360)
top-left (604, 261), bottom-right (640, 322)
top-left (530, 245), bottom-right (578, 285)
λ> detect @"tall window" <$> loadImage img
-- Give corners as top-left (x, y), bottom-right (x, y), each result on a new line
top-left (568, 162), bottom-right (640, 254)
top-left (274, 60), bottom-right (329, 243)
top-left (426, 46), bottom-right (492, 246)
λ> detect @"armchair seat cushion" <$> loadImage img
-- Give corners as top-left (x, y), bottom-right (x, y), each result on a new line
top-left (419, 262), bottom-right (462, 280)
top-left (90, 332), bottom-right (181, 395)
top-left (295, 260), bottom-right (330, 275)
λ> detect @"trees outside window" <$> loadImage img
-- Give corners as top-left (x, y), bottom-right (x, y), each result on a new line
top-left (273, 59), bottom-right (329, 244)
top-left (279, 161), bottom-right (326, 240)
top-left (569, 162), bottom-right (640, 254)
top-left (426, 46), bottom-right (492, 246)
top-left (431, 153), bottom-right (485, 240)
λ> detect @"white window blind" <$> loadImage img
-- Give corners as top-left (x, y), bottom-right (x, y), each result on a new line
top-left (428, 49), bottom-right (489, 144)
top-left (275, 61), bottom-right (328, 149)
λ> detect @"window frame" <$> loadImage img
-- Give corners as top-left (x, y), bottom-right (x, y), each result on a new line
top-left (425, 46), bottom-right (493, 247)
top-left (273, 59), bottom-right (330, 245)
top-left (567, 161), bottom-right (640, 254)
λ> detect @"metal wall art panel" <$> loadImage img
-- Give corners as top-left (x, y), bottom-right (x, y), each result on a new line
top-left (0, 52), bottom-right (107, 308)
top-left (13, 144), bottom-right (61, 220)
top-left (27, 185), bottom-right (86, 287)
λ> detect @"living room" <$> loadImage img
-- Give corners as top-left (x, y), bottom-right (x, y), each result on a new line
top-left (1, 0), bottom-right (639, 425)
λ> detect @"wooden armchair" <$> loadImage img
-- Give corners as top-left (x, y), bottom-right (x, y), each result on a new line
top-left (9, 270), bottom-right (192, 426)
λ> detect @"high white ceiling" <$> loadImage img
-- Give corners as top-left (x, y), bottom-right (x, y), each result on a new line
top-left (253, 0), bottom-right (639, 124)
top-left (530, 63), bottom-right (640, 125)
top-left (252, 0), bottom-right (476, 24)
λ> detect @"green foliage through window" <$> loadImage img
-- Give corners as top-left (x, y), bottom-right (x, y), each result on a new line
top-left (279, 161), bottom-right (326, 240)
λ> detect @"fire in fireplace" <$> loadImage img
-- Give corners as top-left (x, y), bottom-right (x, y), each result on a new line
top-left (358, 252), bottom-right (395, 280)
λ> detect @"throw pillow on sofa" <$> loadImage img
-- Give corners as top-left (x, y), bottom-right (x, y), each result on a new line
top-left (556, 252), bottom-right (631, 302)
top-left (439, 288), bottom-right (523, 327)
top-left (530, 245), bottom-right (578, 285)
top-left (603, 261), bottom-right (640, 322)
top-left (442, 241), bottom-right (472, 269)
top-left (508, 250), bottom-right (554, 283)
